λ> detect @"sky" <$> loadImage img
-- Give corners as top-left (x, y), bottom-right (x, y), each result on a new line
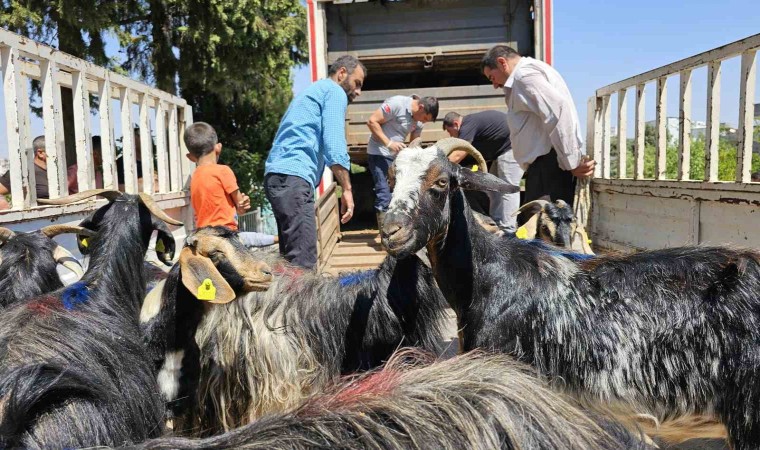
top-left (1, 0), bottom-right (759, 159)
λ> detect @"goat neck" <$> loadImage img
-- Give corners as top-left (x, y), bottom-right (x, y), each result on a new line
top-left (81, 198), bottom-right (151, 318)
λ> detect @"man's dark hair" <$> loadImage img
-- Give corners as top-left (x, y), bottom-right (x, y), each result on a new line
top-left (481, 45), bottom-right (520, 70)
top-left (32, 135), bottom-right (45, 152)
top-left (184, 122), bottom-right (218, 158)
top-left (442, 112), bottom-right (462, 130)
top-left (418, 96), bottom-right (439, 121)
top-left (328, 55), bottom-right (367, 77)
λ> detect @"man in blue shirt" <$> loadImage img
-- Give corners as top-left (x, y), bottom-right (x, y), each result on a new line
top-left (264, 55), bottom-right (366, 269)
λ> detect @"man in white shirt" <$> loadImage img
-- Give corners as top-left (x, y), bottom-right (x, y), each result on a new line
top-left (481, 45), bottom-right (594, 220)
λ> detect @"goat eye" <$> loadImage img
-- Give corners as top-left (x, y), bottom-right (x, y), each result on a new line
top-left (436, 178), bottom-right (448, 188)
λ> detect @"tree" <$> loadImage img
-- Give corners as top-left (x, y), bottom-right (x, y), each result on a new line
top-left (0, 0), bottom-right (306, 208)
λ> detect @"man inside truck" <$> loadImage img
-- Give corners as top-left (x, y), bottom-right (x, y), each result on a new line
top-left (264, 55), bottom-right (366, 269)
top-left (481, 45), bottom-right (595, 223)
top-left (443, 110), bottom-right (523, 232)
top-left (366, 95), bottom-right (438, 229)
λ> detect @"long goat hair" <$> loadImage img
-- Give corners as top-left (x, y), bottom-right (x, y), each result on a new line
top-left (0, 191), bottom-right (181, 449)
top-left (131, 350), bottom-right (653, 450)
top-left (381, 139), bottom-right (758, 449)
top-left (146, 226), bottom-right (447, 436)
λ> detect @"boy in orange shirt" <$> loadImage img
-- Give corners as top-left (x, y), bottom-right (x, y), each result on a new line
top-left (184, 122), bottom-right (277, 247)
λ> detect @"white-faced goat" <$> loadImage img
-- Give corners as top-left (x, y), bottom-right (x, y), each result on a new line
top-left (0, 189), bottom-right (198, 449)
top-left (0, 225), bottom-right (93, 309)
top-left (381, 138), bottom-right (760, 450)
top-left (515, 199), bottom-right (595, 254)
top-left (132, 351), bottom-right (653, 450)
top-left (140, 226), bottom-right (447, 435)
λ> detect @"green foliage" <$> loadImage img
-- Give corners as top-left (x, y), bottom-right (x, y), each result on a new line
top-left (611, 133), bottom-right (760, 181)
top-left (0, 0), bottom-right (307, 209)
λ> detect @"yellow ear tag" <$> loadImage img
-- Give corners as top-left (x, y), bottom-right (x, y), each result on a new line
top-left (80, 237), bottom-right (89, 248)
top-left (471, 165), bottom-right (479, 172)
top-left (197, 278), bottom-right (217, 301)
top-left (155, 239), bottom-right (165, 253)
top-left (515, 226), bottom-right (529, 240)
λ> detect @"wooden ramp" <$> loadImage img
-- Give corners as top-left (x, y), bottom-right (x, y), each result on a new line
top-left (323, 229), bottom-right (387, 276)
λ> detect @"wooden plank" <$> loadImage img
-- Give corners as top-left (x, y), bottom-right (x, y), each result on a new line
top-left (596, 33), bottom-right (760, 96)
top-left (1, 46), bottom-right (32, 208)
top-left (180, 106), bottom-right (194, 190)
top-left (155, 102), bottom-right (170, 193)
top-left (655, 77), bottom-right (667, 180)
top-left (40, 59), bottom-right (67, 198)
top-left (601, 95), bottom-right (611, 179)
top-left (320, 203), bottom-right (338, 231)
top-left (168, 104), bottom-right (181, 191)
top-left (591, 97), bottom-right (603, 178)
top-left (72, 69), bottom-right (94, 192)
top-left (316, 182), bottom-right (337, 209)
top-left (634, 84), bottom-right (645, 179)
top-left (321, 227), bottom-right (340, 265)
top-left (319, 212), bottom-right (340, 247)
top-left (98, 75), bottom-right (118, 189)
top-left (677, 69), bottom-right (692, 181)
top-left (617, 89), bottom-right (627, 178)
top-left (329, 254), bottom-right (386, 267)
top-left (139, 93), bottom-right (155, 194)
top-left (704, 61), bottom-right (721, 182)
top-left (318, 193), bottom-right (338, 224)
top-left (120, 86), bottom-right (138, 193)
top-left (736, 49), bottom-right (757, 183)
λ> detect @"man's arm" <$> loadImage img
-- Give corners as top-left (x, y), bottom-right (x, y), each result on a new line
top-left (230, 189), bottom-right (251, 215)
top-left (367, 103), bottom-right (405, 154)
top-left (520, 74), bottom-right (594, 176)
top-left (447, 121), bottom-right (476, 164)
top-left (330, 165), bottom-right (354, 224)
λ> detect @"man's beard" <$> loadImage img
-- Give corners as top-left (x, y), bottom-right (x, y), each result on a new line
top-left (340, 78), bottom-right (357, 103)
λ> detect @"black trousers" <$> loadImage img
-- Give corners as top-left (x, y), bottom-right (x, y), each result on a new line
top-left (264, 173), bottom-right (318, 269)
top-left (518, 149), bottom-right (576, 225)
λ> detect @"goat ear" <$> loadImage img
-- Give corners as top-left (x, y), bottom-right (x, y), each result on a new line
top-left (153, 219), bottom-right (176, 266)
top-left (178, 247), bottom-right (236, 304)
top-left (456, 168), bottom-right (520, 194)
top-left (76, 217), bottom-right (96, 255)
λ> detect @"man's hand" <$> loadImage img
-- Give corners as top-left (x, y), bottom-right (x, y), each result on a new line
top-left (387, 141), bottom-right (407, 154)
top-left (237, 193), bottom-right (251, 214)
top-left (340, 189), bottom-right (354, 224)
top-left (571, 157), bottom-right (596, 179)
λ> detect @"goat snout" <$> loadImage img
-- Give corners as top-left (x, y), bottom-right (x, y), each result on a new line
top-left (381, 217), bottom-right (416, 256)
top-left (243, 262), bottom-right (274, 292)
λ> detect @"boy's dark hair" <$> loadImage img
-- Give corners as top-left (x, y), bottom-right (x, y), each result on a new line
top-left (418, 96), bottom-right (439, 121)
top-left (481, 45), bottom-right (520, 70)
top-left (184, 122), bottom-right (218, 158)
top-left (442, 112), bottom-right (462, 130)
top-left (328, 55), bottom-right (367, 77)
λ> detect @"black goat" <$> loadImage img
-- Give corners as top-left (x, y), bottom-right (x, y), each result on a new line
top-left (381, 138), bottom-right (760, 449)
top-left (0, 225), bottom-right (93, 309)
top-left (515, 199), bottom-right (595, 254)
top-left (141, 226), bottom-right (447, 435)
top-left (131, 350), bottom-right (653, 450)
top-left (0, 189), bottom-right (184, 449)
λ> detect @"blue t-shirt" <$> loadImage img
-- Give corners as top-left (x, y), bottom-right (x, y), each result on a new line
top-left (265, 79), bottom-right (351, 189)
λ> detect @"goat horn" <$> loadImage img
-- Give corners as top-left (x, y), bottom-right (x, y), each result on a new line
top-left (138, 193), bottom-right (184, 226)
top-left (39, 225), bottom-right (96, 239)
top-left (37, 189), bottom-right (123, 205)
top-left (52, 245), bottom-right (85, 279)
top-left (0, 227), bottom-right (15, 243)
top-left (512, 199), bottom-right (551, 217)
top-left (409, 137), bottom-right (424, 148)
top-left (434, 137), bottom-right (488, 172)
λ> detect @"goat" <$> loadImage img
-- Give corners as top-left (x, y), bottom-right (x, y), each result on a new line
top-left (514, 199), bottom-right (595, 254)
top-left (0, 189), bottom-right (217, 449)
top-left (140, 226), bottom-right (447, 436)
top-left (132, 350), bottom-right (653, 450)
top-left (380, 138), bottom-right (760, 450)
top-left (0, 225), bottom-right (93, 308)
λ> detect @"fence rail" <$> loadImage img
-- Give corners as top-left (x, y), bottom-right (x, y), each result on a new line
top-left (0, 28), bottom-right (195, 213)
top-left (586, 33), bottom-right (760, 251)
top-left (587, 33), bottom-right (760, 184)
